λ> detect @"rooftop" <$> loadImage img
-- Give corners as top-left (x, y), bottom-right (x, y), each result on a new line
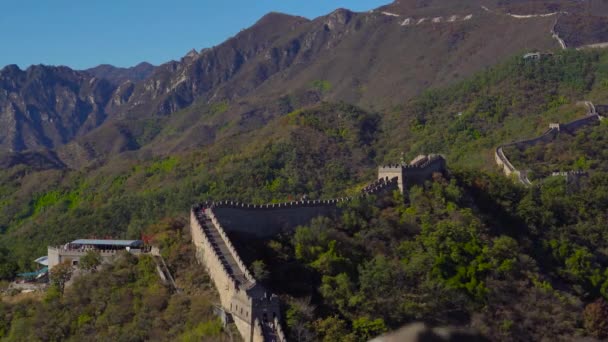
top-left (34, 256), bottom-right (48, 266)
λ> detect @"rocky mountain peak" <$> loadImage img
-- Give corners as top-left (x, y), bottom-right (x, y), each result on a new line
top-left (84, 62), bottom-right (156, 86)
top-left (326, 8), bottom-right (354, 28)
top-left (185, 49), bottom-right (199, 59)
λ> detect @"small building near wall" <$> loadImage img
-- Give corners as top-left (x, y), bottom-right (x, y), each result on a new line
top-left (16, 256), bottom-right (50, 283)
top-left (47, 239), bottom-right (147, 271)
top-left (523, 52), bottom-right (541, 60)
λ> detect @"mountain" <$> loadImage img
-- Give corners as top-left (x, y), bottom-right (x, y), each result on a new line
top-left (3, 1), bottom-right (608, 340)
top-left (45, 1), bottom-right (565, 163)
top-left (0, 64), bottom-right (114, 152)
top-left (1, 46), bottom-right (608, 341)
top-left (83, 62), bottom-right (156, 86)
top-left (3, 0), bottom-right (608, 165)
top-left (114, 5), bottom-right (560, 116)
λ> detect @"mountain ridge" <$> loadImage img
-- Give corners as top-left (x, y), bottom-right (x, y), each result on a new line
top-left (83, 62), bottom-right (156, 86)
top-left (1, 0), bottom-right (607, 165)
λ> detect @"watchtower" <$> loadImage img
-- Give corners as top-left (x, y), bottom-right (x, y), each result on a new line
top-left (378, 154), bottom-right (446, 193)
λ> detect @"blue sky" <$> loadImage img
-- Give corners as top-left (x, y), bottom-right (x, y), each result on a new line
top-left (0, 0), bottom-right (389, 70)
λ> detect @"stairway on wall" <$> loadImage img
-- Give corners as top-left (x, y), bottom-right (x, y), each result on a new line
top-left (152, 254), bottom-right (179, 293)
top-left (199, 209), bottom-right (254, 288)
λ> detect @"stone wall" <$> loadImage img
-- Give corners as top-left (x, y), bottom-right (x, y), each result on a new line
top-left (189, 176), bottom-right (402, 342)
top-left (402, 155), bottom-right (446, 186)
top-left (495, 127), bottom-right (557, 185)
top-left (560, 113), bottom-right (601, 132)
top-left (274, 316), bottom-right (287, 342)
top-left (47, 246), bottom-right (146, 271)
top-left (363, 176), bottom-right (399, 195)
top-left (207, 209), bottom-right (257, 283)
top-left (190, 209), bottom-right (238, 308)
top-left (192, 206), bottom-right (284, 342)
top-left (213, 205), bottom-right (337, 238)
top-left (208, 177), bottom-right (399, 238)
top-left (495, 104), bottom-right (603, 185)
top-left (234, 315), bottom-right (254, 342)
top-left (378, 166), bottom-right (404, 192)
top-left (253, 319), bottom-right (264, 342)
top-left (596, 105), bottom-right (608, 115)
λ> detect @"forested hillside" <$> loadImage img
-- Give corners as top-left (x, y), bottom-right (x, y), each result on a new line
top-left (0, 219), bottom-right (236, 341)
top-left (505, 122), bottom-right (608, 179)
top-left (1, 49), bottom-right (608, 277)
top-left (249, 171), bottom-right (608, 340)
top-left (381, 50), bottom-right (608, 165)
top-left (2, 41), bottom-right (608, 342)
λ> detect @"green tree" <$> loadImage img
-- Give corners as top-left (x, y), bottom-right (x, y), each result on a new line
top-left (352, 317), bottom-right (387, 341)
top-left (79, 250), bottom-right (102, 273)
top-left (287, 297), bottom-right (316, 342)
top-left (314, 316), bottom-right (355, 342)
top-left (251, 260), bottom-right (270, 281)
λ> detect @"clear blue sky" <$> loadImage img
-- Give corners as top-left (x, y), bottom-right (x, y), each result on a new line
top-left (1, 0), bottom-right (390, 70)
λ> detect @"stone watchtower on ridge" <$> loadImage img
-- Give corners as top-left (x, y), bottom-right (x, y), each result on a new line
top-left (378, 154), bottom-right (446, 193)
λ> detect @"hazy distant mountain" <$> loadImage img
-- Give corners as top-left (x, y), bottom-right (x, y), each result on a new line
top-left (0, 64), bottom-right (114, 152)
top-left (84, 62), bottom-right (156, 86)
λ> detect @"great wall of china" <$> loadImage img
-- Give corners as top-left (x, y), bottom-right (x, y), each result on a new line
top-left (495, 102), bottom-right (607, 185)
top-left (190, 155), bottom-right (445, 342)
top-left (187, 42), bottom-right (608, 340)
top-left (379, 4), bottom-right (608, 51)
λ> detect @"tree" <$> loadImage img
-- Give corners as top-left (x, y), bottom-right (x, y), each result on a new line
top-left (314, 316), bottom-right (355, 342)
top-left (583, 298), bottom-right (608, 339)
top-left (79, 251), bottom-right (102, 273)
top-left (50, 261), bottom-right (73, 295)
top-left (287, 297), bottom-right (316, 342)
top-left (352, 316), bottom-right (387, 340)
top-left (251, 260), bottom-right (269, 281)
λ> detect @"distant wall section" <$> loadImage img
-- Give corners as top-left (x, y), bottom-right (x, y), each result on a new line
top-left (495, 102), bottom-right (603, 185)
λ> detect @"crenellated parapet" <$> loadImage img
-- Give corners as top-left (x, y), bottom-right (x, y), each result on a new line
top-left (253, 319), bottom-right (265, 342)
top-left (274, 316), bottom-right (287, 342)
top-left (209, 198), bottom-right (350, 209)
top-left (362, 176), bottom-right (399, 195)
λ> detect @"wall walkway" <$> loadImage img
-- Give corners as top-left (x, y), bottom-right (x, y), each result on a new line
top-left (495, 101), bottom-right (602, 186)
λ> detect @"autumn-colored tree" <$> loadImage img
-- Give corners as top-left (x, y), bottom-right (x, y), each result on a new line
top-left (583, 298), bottom-right (608, 339)
top-left (50, 261), bottom-right (73, 295)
